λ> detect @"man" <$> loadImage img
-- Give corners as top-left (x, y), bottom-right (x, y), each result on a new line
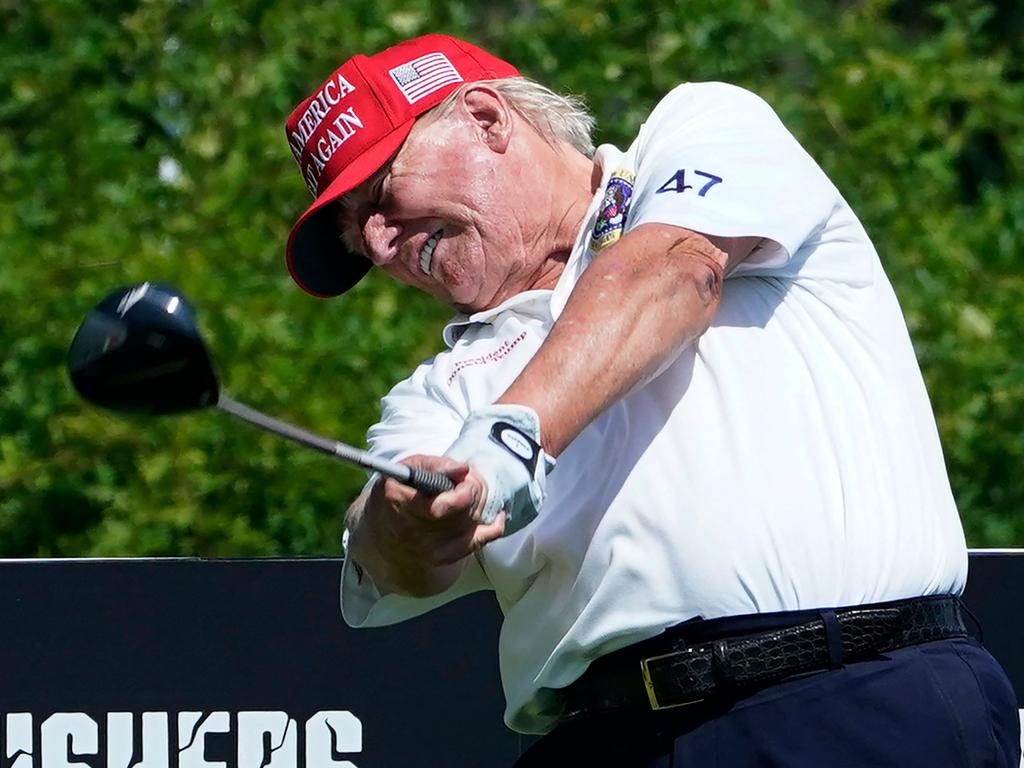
top-left (284, 34), bottom-right (1020, 766)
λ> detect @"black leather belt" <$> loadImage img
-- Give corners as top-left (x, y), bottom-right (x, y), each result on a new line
top-left (561, 595), bottom-right (969, 720)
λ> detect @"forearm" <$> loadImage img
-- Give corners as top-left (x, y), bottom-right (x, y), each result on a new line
top-left (498, 224), bottom-right (726, 456)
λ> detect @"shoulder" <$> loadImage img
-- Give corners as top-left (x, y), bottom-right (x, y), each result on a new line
top-left (654, 81), bottom-right (776, 112)
top-left (644, 82), bottom-right (782, 132)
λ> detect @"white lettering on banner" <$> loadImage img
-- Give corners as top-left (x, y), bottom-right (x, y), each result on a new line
top-left (237, 712), bottom-right (296, 768)
top-left (108, 712), bottom-right (169, 768)
top-left (5, 713), bottom-right (33, 768)
top-left (41, 714), bottom-right (98, 768)
top-left (179, 712), bottom-right (230, 768)
top-left (305, 712), bottom-right (361, 768)
top-left (1, 712), bottom-right (363, 768)
top-left (289, 73), bottom-right (358, 162)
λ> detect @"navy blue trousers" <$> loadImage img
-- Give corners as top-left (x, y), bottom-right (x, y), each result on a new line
top-left (514, 638), bottom-right (1020, 767)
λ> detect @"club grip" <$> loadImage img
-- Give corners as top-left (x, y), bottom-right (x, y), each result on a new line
top-left (407, 468), bottom-right (455, 495)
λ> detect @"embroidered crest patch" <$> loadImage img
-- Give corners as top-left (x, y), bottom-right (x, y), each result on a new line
top-left (591, 170), bottom-right (635, 251)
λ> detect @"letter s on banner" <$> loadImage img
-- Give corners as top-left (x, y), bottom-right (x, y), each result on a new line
top-left (305, 712), bottom-right (361, 768)
top-left (41, 714), bottom-right (98, 768)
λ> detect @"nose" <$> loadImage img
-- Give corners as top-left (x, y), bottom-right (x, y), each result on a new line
top-left (361, 211), bottom-right (403, 266)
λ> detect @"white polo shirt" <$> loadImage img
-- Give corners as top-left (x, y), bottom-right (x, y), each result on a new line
top-left (340, 82), bottom-right (968, 734)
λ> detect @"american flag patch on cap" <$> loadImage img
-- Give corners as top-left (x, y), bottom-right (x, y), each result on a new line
top-left (389, 52), bottom-right (464, 104)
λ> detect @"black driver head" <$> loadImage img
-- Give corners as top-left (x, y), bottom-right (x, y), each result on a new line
top-left (68, 282), bottom-right (220, 415)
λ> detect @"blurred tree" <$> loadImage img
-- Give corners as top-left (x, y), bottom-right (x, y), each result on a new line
top-left (0, 0), bottom-right (1020, 555)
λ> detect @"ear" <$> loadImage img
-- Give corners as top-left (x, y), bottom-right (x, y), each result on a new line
top-left (460, 86), bottom-right (512, 153)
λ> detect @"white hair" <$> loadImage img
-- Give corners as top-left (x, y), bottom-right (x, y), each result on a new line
top-left (433, 76), bottom-right (596, 156)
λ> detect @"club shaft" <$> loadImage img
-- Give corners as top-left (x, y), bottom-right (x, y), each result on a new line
top-left (215, 394), bottom-right (451, 492)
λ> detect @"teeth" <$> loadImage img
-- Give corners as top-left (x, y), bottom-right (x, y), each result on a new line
top-left (419, 230), bottom-right (442, 276)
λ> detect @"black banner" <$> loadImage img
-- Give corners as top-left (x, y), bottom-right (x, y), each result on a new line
top-left (1, 553), bottom-right (1021, 767)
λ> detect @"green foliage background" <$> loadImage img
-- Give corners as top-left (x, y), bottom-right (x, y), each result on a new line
top-left (1, 0), bottom-right (1021, 556)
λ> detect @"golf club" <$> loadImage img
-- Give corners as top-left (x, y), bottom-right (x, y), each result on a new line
top-left (67, 282), bottom-right (454, 495)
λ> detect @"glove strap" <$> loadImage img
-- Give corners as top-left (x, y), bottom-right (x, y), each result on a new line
top-left (488, 421), bottom-right (542, 476)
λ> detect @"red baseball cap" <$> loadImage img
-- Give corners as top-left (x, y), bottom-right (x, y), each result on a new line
top-left (284, 34), bottom-right (520, 298)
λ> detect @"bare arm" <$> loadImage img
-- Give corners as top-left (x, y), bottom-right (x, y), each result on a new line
top-left (498, 223), bottom-right (761, 456)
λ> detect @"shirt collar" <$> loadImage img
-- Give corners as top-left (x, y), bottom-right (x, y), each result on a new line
top-left (441, 290), bottom-right (554, 348)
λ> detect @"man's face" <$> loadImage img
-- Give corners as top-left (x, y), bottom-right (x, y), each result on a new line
top-left (337, 100), bottom-right (533, 312)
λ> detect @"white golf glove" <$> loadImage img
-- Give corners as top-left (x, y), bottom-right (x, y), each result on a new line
top-left (444, 404), bottom-right (555, 536)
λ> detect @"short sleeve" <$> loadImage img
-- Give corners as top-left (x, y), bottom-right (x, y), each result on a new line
top-left (627, 82), bottom-right (841, 274)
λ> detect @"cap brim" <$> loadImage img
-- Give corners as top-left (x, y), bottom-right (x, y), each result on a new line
top-left (286, 123), bottom-right (415, 298)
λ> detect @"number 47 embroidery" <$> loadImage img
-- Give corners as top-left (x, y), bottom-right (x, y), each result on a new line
top-left (656, 169), bottom-right (723, 197)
